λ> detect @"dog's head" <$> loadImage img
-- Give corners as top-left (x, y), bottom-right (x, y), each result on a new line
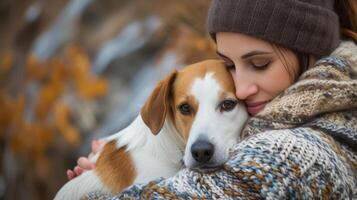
top-left (141, 59), bottom-right (248, 172)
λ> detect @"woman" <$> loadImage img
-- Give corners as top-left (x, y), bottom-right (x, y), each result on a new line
top-left (73, 0), bottom-right (357, 199)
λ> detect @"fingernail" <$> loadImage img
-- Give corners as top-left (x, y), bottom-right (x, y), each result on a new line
top-left (67, 170), bottom-right (73, 179)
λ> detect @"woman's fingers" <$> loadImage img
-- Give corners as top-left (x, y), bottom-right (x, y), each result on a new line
top-left (91, 139), bottom-right (106, 153)
top-left (67, 139), bottom-right (105, 181)
top-left (77, 156), bottom-right (95, 170)
top-left (74, 166), bottom-right (84, 176)
top-left (88, 139), bottom-right (106, 161)
top-left (67, 158), bottom-right (94, 181)
top-left (67, 167), bottom-right (83, 180)
top-left (67, 169), bottom-right (75, 180)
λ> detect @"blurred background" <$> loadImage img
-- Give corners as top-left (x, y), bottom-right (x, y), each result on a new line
top-left (0, 0), bottom-right (217, 199)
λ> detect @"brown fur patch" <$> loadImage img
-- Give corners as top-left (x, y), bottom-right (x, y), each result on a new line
top-left (95, 141), bottom-right (136, 194)
top-left (170, 94), bottom-right (198, 141)
top-left (140, 70), bottom-right (177, 135)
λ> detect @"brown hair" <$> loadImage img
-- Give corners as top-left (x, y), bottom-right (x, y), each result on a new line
top-left (335, 0), bottom-right (357, 41)
top-left (270, 44), bottom-right (310, 82)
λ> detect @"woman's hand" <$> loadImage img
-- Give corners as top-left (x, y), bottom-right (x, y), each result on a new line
top-left (67, 139), bottom-right (106, 180)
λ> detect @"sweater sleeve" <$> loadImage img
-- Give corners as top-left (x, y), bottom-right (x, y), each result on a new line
top-left (90, 127), bottom-right (354, 199)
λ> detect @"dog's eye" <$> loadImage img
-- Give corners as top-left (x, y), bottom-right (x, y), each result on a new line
top-left (220, 100), bottom-right (237, 112)
top-left (178, 103), bottom-right (192, 115)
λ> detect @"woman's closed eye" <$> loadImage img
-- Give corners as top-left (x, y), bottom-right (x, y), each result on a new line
top-left (224, 60), bottom-right (235, 70)
top-left (248, 59), bottom-right (271, 70)
top-left (216, 51), bottom-right (236, 70)
top-left (220, 57), bottom-right (235, 70)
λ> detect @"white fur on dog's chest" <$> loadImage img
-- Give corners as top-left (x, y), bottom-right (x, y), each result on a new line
top-left (128, 117), bottom-right (184, 183)
top-left (132, 150), bottom-right (182, 183)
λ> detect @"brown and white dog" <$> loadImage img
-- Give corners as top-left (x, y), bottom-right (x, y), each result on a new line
top-left (54, 60), bottom-right (248, 200)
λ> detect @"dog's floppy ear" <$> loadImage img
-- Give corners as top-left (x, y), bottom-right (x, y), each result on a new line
top-left (140, 70), bottom-right (177, 135)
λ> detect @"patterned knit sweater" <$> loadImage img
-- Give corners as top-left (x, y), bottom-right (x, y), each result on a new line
top-left (84, 41), bottom-right (357, 200)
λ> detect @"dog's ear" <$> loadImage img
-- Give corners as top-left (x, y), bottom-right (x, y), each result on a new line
top-left (140, 70), bottom-right (177, 135)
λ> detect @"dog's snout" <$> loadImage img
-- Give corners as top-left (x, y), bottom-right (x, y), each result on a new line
top-left (191, 141), bottom-right (214, 163)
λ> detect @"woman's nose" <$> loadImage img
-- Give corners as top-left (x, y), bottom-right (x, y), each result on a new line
top-left (232, 71), bottom-right (258, 100)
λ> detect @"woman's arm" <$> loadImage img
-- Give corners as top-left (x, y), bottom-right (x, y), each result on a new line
top-left (84, 128), bottom-right (354, 199)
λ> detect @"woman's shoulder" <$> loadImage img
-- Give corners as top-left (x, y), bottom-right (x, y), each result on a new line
top-left (332, 41), bottom-right (357, 59)
top-left (329, 40), bottom-right (357, 72)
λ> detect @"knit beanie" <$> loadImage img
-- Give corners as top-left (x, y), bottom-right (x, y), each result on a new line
top-left (207, 0), bottom-right (340, 57)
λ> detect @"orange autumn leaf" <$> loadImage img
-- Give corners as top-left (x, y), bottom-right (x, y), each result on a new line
top-left (67, 47), bottom-right (91, 71)
top-left (64, 46), bottom-right (108, 100)
top-left (68, 58), bottom-right (91, 90)
top-left (0, 51), bottom-right (13, 73)
top-left (65, 46), bottom-right (91, 82)
top-left (32, 123), bottom-right (54, 158)
top-left (10, 121), bottom-right (32, 155)
top-left (31, 55), bottom-right (71, 120)
top-left (34, 82), bottom-right (64, 120)
top-left (77, 78), bottom-right (108, 99)
top-left (49, 57), bottom-right (68, 83)
top-left (10, 117), bottom-right (53, 159)
top-left (6, 45), bottom-right (105, 160)
top-left (61, 126), bottom-right (80, 145)
top-left (36, 124), bottom-right (53, 147)
top-left (10, 131), bottom-right (26, 155)
top-left (70, 63), bottom-right (88, 89)
top-left (34, 154), bottom-right (51, 180)
top-left (9, 95), bottom-right (25, 127)
top-left (53, 102), bottom-right (80, 145)
top-left (26, 54), bottom-right (48, 81)
top-left (0, 94), bottom-right (12, 134)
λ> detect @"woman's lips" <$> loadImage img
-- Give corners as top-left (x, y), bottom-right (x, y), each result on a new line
top-left (246, 101), bottom-right (269, 115)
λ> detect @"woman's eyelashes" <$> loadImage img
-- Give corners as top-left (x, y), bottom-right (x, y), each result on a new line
top-left (221, 58), bottom-right (235, 70)
top-left (224, 61), bottom-right (235, 69)
top-left (223, 59), bottom-right (271, 71)
top-left (218, 53), bottom-right (271, 71)
top-left (249, 59), bottom-right (271, 70)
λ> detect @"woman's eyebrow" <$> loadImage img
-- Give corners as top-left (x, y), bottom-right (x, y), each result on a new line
top-left (216, 50), bottom-right (272, 60)
top-left (241, 51), bottom-right (272, 59)
top-left (216, 51), bottom-right (230, 59)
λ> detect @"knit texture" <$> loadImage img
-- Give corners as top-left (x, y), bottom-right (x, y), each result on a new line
top-left (207, 0), bottom-right (340, 57)
top-left (84, 41), bottom-right (357, 199)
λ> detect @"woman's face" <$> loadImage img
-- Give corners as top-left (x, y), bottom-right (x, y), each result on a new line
top-left (216, 32), bottom-right (299, 116)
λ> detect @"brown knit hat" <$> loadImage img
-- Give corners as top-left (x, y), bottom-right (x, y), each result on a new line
top-left (207, 0), bottom-right (340, 57)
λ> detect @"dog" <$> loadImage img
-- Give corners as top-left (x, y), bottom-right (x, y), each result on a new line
top-left (54, 60), bottom-right (248, 199)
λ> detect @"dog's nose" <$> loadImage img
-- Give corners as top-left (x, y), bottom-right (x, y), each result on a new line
top-left (191, 141), bottom-right (214, 163)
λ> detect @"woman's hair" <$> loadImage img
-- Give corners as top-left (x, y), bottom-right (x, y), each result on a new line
top-left (270, 44), bottom-right (310, 82)
top-left (335, 0), bottom-right (357, 41)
